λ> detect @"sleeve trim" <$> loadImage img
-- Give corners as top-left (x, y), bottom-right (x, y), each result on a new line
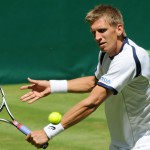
top-left (97, 82), bottom-right (118, 95)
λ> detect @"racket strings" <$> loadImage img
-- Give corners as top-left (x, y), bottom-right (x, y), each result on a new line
top-left (0, 107), bottom-right (12, 123)
top-left (0, 96), bottom-right (4, 111)
top-left (0, 91), bottom-right (14, 123)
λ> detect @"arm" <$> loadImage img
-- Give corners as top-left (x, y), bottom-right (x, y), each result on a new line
top-left (62, 85), bottom-right (112, 128)
top-left (68, 76), bottom-right (97, 93)
top-left (26, 85), bottom-right (112, 148)
top-left (20, 76), bottom-right (97, 103)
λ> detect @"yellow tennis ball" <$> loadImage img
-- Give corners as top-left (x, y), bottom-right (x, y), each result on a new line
top-left (48, 112), bottom-right (62, 124)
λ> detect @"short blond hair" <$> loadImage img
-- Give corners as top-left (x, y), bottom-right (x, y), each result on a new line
top-left (85, 5), bottom-right (126, 37)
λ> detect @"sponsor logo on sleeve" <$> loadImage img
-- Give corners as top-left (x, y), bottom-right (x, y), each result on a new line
top-left (100, 77), bottom-right (111, 84)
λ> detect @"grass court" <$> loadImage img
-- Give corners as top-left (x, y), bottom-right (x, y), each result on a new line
top-left (0, 84), bottom-right (110, 150)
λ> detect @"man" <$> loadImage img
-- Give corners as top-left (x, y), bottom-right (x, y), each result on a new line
top-left (20, 5), bottom-right (150, 150)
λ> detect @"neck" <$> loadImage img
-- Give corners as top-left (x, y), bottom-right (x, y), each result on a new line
top-left (109, 36), bottom-right (125, 57)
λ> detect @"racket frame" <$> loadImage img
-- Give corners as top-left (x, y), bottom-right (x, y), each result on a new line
top-left (0, 87), bottom-right (48, 149)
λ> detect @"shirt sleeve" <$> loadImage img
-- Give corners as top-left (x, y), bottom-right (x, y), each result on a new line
top-left (97, 53), bottom-right (137, 94)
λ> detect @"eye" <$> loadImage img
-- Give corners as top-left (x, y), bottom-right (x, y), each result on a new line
top-left (98, 28), bottom-right (107, 33)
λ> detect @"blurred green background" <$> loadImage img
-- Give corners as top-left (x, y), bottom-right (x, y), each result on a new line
top-left (0, 1), bottom-right (149, 149)
top-left (0, 0), bottom-right (150, 84)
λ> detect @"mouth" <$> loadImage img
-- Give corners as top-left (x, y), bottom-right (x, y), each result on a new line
top-left (99, 42), bottom-right (106, 47)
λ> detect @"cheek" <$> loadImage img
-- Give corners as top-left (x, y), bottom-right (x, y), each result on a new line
top-left (107, 35), bottom-right (117, 49)
top-left (107, 32), bottom-right (117, 43)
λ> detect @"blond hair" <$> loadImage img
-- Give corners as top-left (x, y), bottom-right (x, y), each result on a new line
top-left (85, 5), bottom-right (126, 37)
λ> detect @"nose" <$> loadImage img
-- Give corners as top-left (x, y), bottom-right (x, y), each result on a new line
top-left (95, 31), bottom-right (102, 41)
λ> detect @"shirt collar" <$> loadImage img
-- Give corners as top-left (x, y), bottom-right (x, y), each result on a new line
top-left (109, 37), bottom-right (128, 60)
top-left (120, 37), bottom-right (128, 52)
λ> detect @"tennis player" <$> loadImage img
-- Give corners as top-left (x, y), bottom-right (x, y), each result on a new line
top-left (20, 5), bottom-right (150, 150)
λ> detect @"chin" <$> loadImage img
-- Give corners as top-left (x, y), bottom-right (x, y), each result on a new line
top-left (100, 48), bottom-right (107, 52)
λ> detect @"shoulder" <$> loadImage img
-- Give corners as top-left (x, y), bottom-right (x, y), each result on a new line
top-left (126, 38), bottom-right (148, 56)
top-left (115, 38), bottom-right (150, 78)
top-left (116, 38), bottom-right (148, 61)
top-left (125, 38), bottom-right (149, 65)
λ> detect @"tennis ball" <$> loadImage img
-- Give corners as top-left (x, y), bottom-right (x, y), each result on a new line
top-left (48, 112), bottom-right (62, 124)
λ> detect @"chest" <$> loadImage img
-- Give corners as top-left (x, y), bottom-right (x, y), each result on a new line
top-left (99, 56), bottom-right (112, 75)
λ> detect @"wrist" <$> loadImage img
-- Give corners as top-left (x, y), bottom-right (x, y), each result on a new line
top-left (50, 80), bottom-right (68, 93)
top-left (43, 123), bottom-right (64, 139)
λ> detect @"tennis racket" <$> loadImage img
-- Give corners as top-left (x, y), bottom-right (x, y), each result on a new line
top-left (0, 87), bottom-right (48, 149)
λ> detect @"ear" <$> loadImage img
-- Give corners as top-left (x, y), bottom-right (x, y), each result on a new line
top-left (116, 24), bottom-right (124, 36)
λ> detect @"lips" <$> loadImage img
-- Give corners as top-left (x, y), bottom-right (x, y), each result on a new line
top-left (98, 42), bottom-right (106, 48)
top-left (99, 42), bottom-right (106, 46)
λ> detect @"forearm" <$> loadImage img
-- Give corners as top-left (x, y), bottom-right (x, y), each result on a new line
top-left (43, 86), bottom-right (112, 139)
top-left (61, 86), bottom-right (111, 129)
top-left (61, 98), bottom-right (96, 128)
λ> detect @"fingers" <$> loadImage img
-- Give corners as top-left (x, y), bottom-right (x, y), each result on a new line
top-left (20, 78), bottom-right (50, 103)
top-left (26, 134), bottom-right (31, 142)
top-left (26, 131), bottom-right (49, 149)
top-left (27, 77), bottom-right (38, 84)
top-left (26, 134), bottom-right (41, 149)
top-left (20, 84), bottom-right (35, 90)
top-left (20, 91), bottom-right (35, 101)
top-left (20, 78), bottom-right (38, 90)
top-left (27, 97), bottom-right (39, 104)
top-left (20, 91), bottom-right (41, 103)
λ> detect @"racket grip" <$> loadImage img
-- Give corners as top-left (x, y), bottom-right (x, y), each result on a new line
top-left (18, 124), bottom-right (49, 149)
top-left (17, 124), bottom-right (31, 135)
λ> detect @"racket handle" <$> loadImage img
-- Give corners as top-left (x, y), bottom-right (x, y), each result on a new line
top-left (17, 124), bottom-right (31, 135)
top-left (18, 124), bottom-right (49, 149)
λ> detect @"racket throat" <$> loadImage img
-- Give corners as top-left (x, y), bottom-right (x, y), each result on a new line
top-left (12, 120), bottom-right (24, 131)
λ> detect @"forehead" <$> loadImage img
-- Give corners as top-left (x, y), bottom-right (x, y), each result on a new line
top-left (90, 17), bottom-right (111, 30)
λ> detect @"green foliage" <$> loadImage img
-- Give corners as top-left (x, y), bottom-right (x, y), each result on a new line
top-left (0, 84), bottom-right (110, 150)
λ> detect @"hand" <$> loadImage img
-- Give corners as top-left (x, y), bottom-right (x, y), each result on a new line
top-left (20, 78), bottom-right (51, 104)
top-left (26, 130), bottom-right (49, 149)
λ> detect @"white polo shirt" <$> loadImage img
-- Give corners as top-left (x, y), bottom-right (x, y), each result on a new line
top-left (95, 38), bottom-right (150, 149)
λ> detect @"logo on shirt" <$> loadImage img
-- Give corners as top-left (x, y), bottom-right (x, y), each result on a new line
top-left (100, 77), bottom-right (111, 84)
